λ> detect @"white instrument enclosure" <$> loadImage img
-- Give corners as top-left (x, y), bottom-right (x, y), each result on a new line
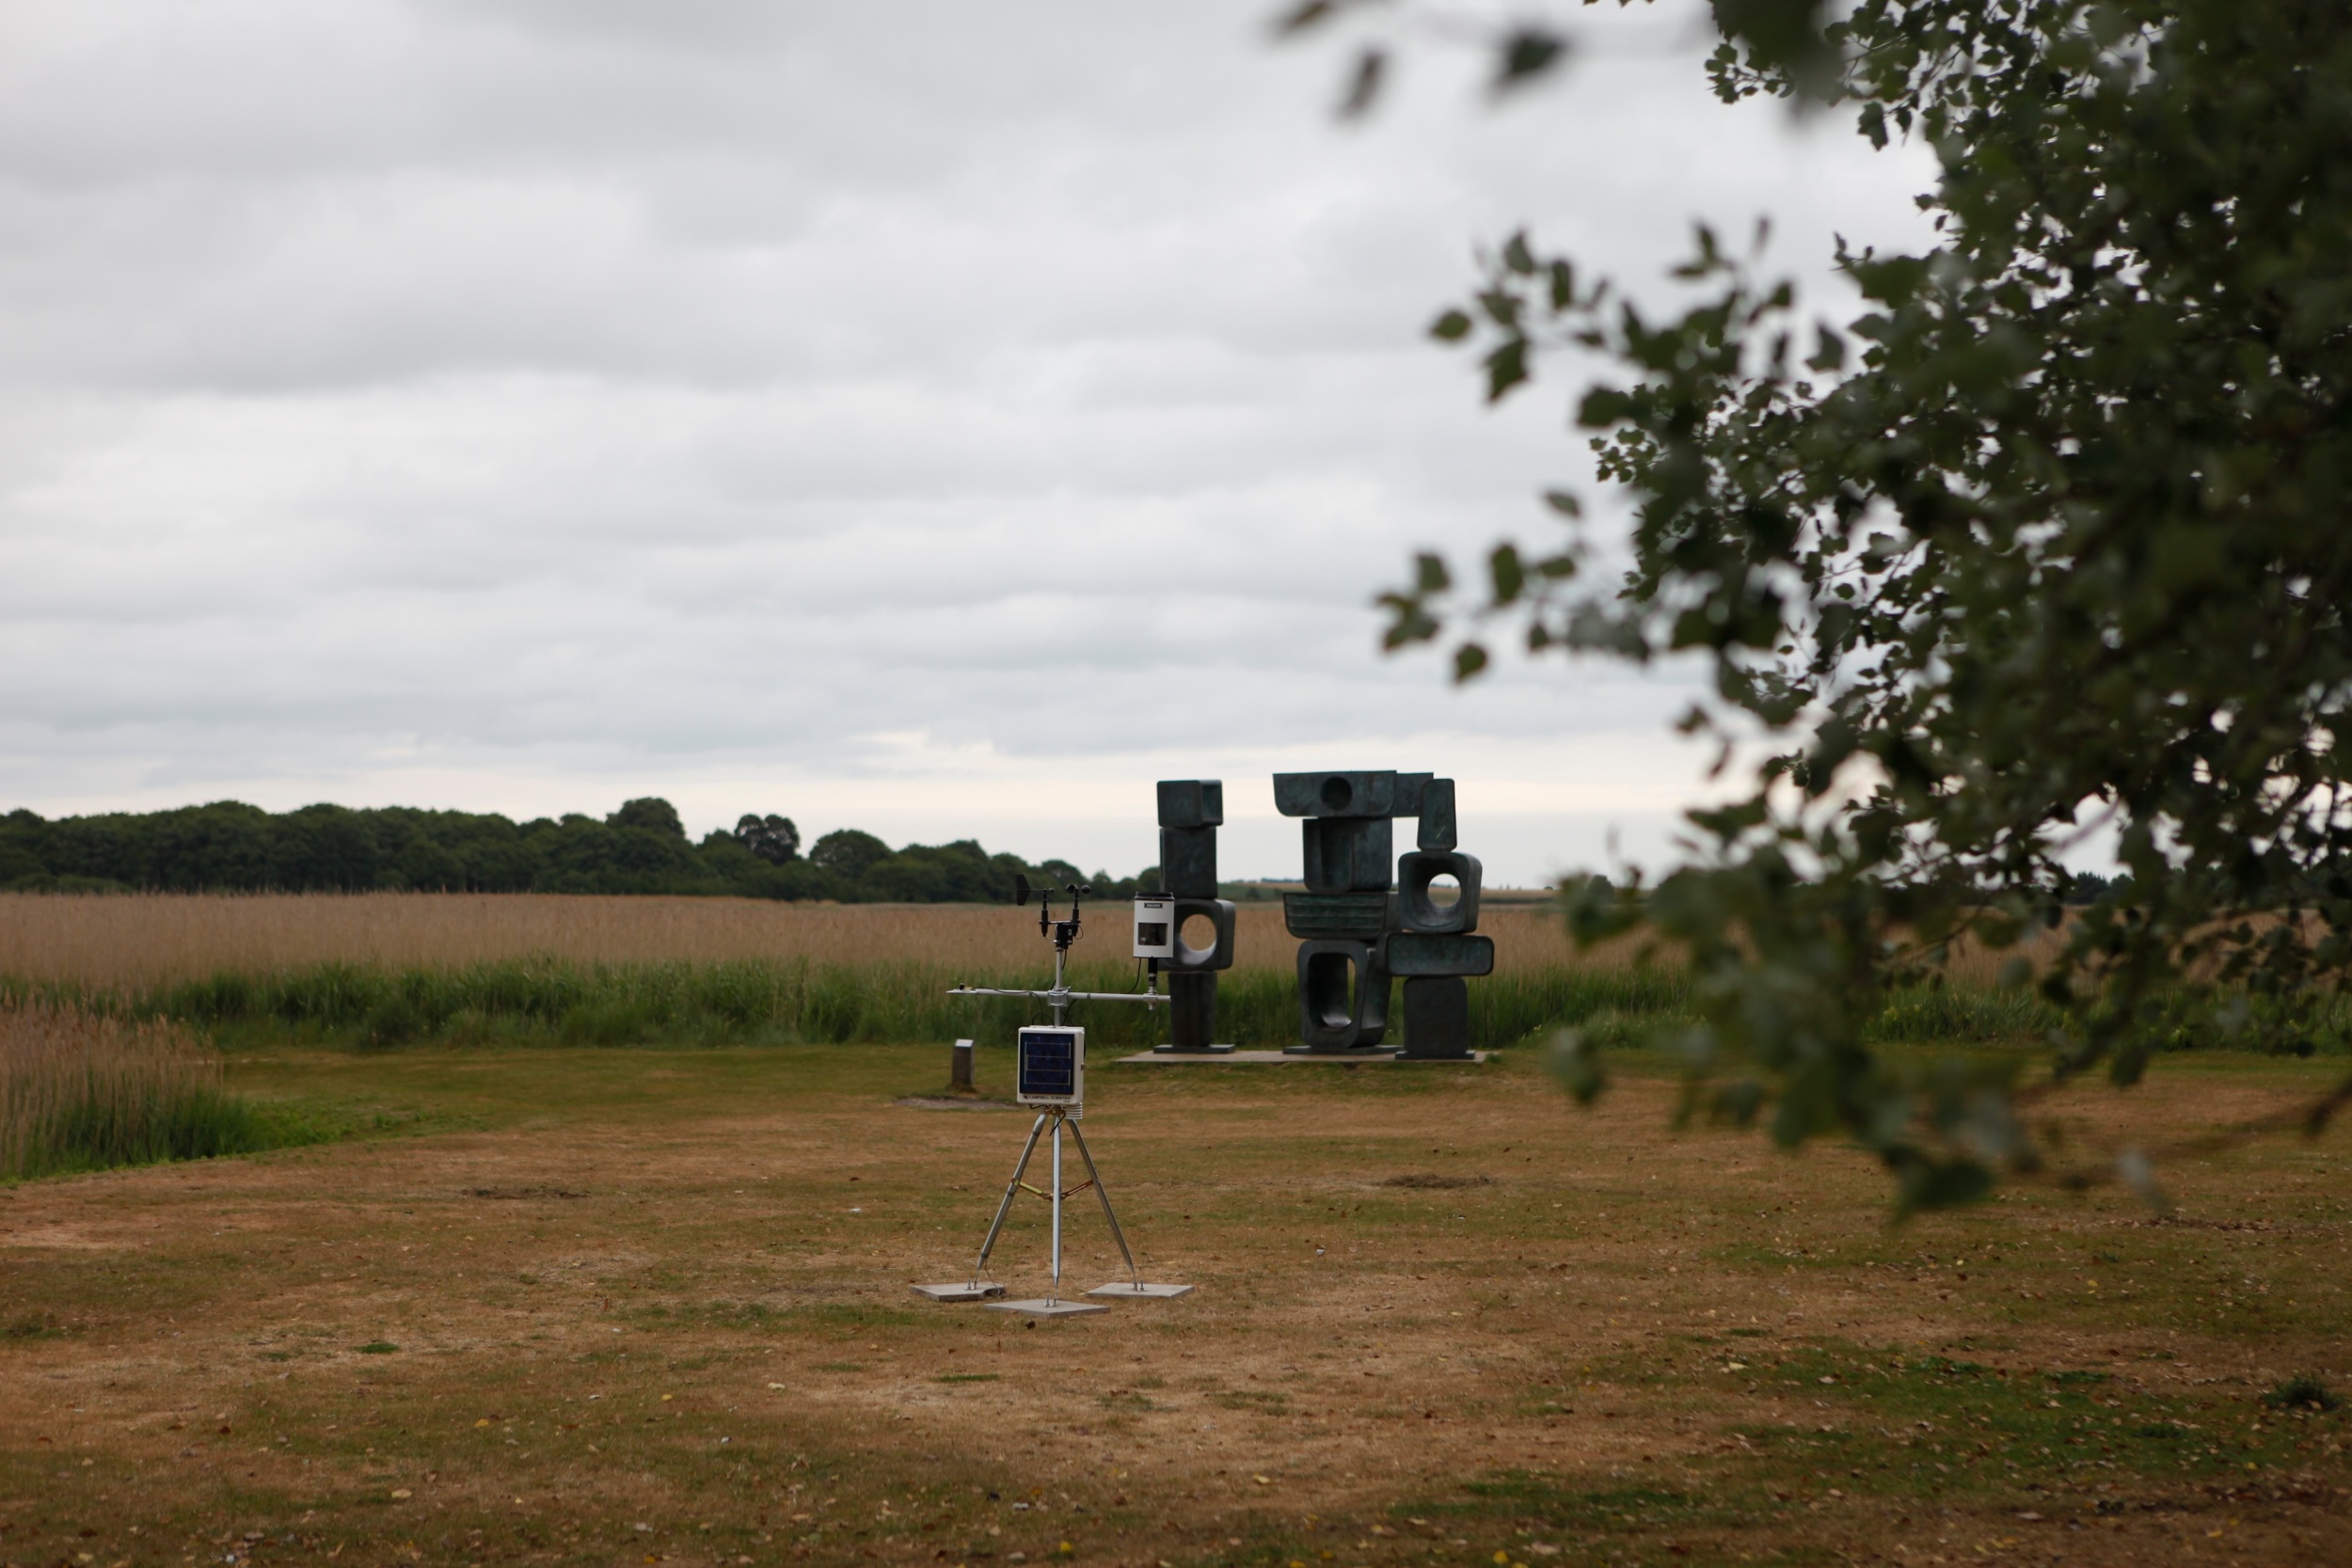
top-left (1132, 897), bottom-right (1175, 959)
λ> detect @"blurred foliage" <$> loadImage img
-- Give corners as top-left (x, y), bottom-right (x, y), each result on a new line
top-left (0, 798), bottom-right (1152, 905)
top-left (1319, 1), bottom-right (2352, 1206)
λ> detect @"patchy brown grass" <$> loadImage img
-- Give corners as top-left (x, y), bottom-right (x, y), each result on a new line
top-left (0, 894), bottom-right (1602, 989)
top-left (0, 1043), bottom-right (2344, 1567)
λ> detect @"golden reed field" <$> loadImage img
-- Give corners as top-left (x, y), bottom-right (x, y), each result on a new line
top-left (0, 891), bottom-right (1594, 988)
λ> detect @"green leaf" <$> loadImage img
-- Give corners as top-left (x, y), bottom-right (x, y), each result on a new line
top-left (1894, 1155), bottom-right (1995, 1218)
top-left (1804, 325), bottom-right (1845, 372)
top-left (1429, 308), bottom-right (1474, 342)
top-left (1337, 46), bottom-right (1386, 119)
top-left (1272, 0), bottom-right (1340, 35)
top-left (1545, 1026), bottom-right (1608, 1104)
top-left (1484, 339), bottom-right (1529, 402)
top-left (1548, 260), bottom-right (1576, 310)
top-left (1452, 642), bottom-right (1489, 681)
top-left (1493, 27), bottom-right (1568, 92)
top-left (1489, 544), bottom-right (1526, 606)
top-left (1576, 387), bottom-right (1629, 426)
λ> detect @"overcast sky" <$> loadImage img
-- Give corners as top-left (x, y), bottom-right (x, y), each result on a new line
top-left (0, 1), bottom-right (1937, 883)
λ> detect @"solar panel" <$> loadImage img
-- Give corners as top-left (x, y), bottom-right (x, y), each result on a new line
top-left (1016, 1026), bottom-right (1084, 1107)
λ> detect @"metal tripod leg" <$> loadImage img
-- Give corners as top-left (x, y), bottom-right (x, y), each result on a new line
top-left (1063, 1116), bottom-right (1140, 1287)
top-left (1049, 1114), bottom-right (1065, 1303)
top-left (972, 1112), bottom-right (1048, 1285)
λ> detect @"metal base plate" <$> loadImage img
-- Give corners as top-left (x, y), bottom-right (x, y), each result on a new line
top-left (1084, 1281), bottom-right (1194, 1299)
top-left (984, 1298), bottom-right (1110, 1318)
top-left (1152, 1042), bottom-right (1236, 1054)
top-left (911, 1282), bottom-right (1007, 1302)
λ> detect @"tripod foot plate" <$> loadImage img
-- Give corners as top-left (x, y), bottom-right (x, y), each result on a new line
top-left (1085, 1281), bottom-right (1194, 1299)
top-left (911, 1282), bottom-right (1007, 1302)
top-left (985, 1298), bottom-right (1110, 1319)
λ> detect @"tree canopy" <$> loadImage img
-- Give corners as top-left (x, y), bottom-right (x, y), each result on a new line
top-left (1319, 0), bottom-right (2352, 1206)
top-left (0, 799), bottom-right (1155, 905)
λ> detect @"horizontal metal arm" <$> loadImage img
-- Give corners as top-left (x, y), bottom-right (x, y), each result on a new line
top-left (946, 987), bottom-right (1168, 1006)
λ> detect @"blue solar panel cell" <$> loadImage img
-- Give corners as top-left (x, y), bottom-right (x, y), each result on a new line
top-left (1016, 1027), bottom-right (1083, 1105)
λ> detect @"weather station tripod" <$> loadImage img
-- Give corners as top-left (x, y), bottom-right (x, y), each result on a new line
top-left (913, 879), bottom-right (1192, 1315)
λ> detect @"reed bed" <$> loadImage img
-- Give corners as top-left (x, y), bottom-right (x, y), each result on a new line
top-left (0, 893), bottom-right (1601, 990)
top-left (0, 1002), bottom-right (282, 1180)
top-left (10, 892), bottom-right (2296, 1058)
top-left (0, 958), bottom-right (1684, 1055)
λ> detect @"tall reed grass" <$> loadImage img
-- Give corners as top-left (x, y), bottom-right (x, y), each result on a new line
top-left (0, 958), bottom-right (1692, 1054)
top-left (0, 1003), bottom-right (284, 1180)
top-left (0, 893), bottom-right (1590, 988)
top-left (8, 892), bottom-right (2305, 1058)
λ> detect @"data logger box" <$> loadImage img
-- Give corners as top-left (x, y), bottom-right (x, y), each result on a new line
top-left (1015, 1026), bottom-right (1085, 1108)
top-left (1132, 897), bottom-right (1175, 959)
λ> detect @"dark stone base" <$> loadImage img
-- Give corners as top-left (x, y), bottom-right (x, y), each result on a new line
top-left (1167, 971), bottom-right (1219, 1051)
top-left (1396, 974), bottom-right (1473, 1060)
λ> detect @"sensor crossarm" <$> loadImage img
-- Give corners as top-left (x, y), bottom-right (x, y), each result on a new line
top-left (946, 986), bottom-right (1168, 1005)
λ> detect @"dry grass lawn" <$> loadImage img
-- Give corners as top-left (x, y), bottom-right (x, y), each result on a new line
top-left (1, 1043), bottom-right (2346, 1568)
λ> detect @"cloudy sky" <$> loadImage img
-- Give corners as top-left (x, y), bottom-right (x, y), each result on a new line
top-left (0, 1), bottom-right (1936, 884)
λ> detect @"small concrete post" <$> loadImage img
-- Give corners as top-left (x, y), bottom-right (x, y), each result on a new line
top-left (950, 1037), bottom-right (976, 1095)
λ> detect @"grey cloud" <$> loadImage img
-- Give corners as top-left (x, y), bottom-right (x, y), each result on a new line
top-left (0, 0), bottom-right (1934, 882)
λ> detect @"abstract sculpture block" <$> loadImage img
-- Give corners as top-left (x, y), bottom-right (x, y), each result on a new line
top-left (1154, 781), bottom-right (1231, 1053)
top-left (1414, 778), bottom-right (1457, 851)
top-left (1159, 825), bottom-right (1218, 898)
top-left (1165, 896), bottom-right (1236, 971)
top-left (1397, 849), bottom-right (1481, 934)
top-left (1274, 770), bottom-right (1398, 818)
top-left (1301, 816), bottom-right (1394, 892)
top-left (1281, 890), bottom-right (1391, 941)
top-left (1400, 976), bottom-right (1473, 1057)
top-left (1156, 779), bottom-right (1225, 830)
top-left (1383, 931), bottom-right (1495, 977)
top-left (1274, 769), bottom-right (1486, 1057)
top-left (1168, 972), bottom-right (1218, 1051)
top-left (1295, 939), bottom-right (1388, 1051)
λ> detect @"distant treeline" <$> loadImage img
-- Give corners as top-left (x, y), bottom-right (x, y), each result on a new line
top-left (0, 798), bottom-right (1156, 904)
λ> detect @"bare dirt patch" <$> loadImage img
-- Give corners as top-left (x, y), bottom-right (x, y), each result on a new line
top-left (0, 1044), bottom-right (2344, 1567)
